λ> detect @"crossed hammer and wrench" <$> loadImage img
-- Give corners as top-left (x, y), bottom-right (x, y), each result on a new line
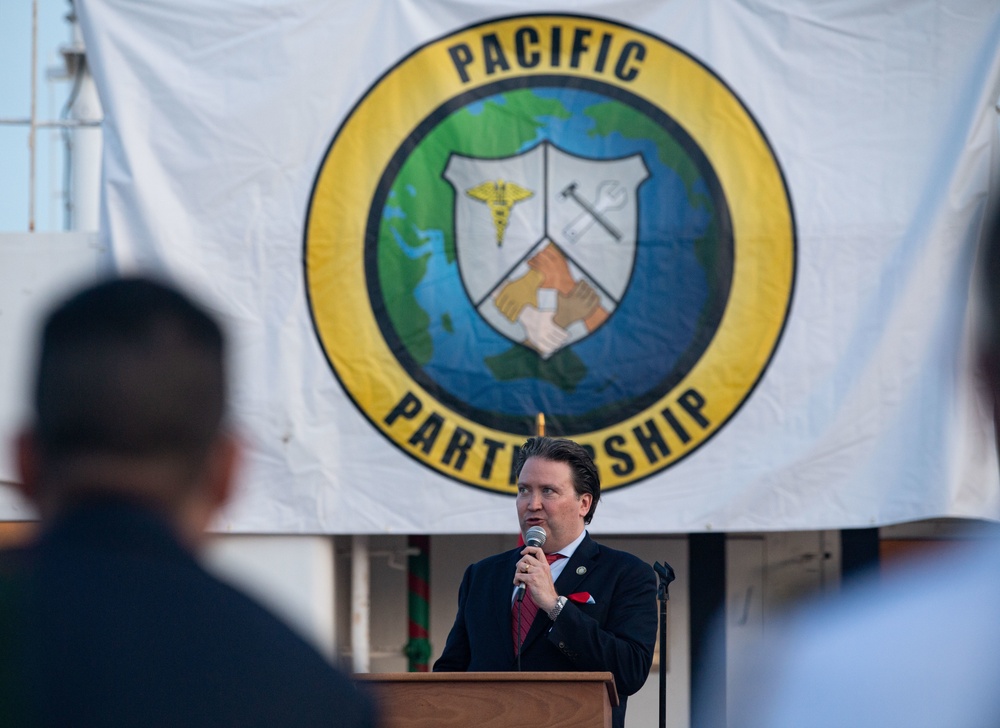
top-left (561, 181), bottom-right (627, 241)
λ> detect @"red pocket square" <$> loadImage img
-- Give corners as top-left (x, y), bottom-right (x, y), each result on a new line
top-left (568, 592), bottom-right (595, 604)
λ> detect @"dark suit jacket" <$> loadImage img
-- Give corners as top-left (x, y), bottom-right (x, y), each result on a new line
top-left (0, 498), bottom-right (377, 728)
top-left (433, 533), bottom-right (657, 728)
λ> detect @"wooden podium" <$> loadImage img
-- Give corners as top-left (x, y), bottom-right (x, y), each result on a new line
top-left (356, 672), bottom-right (618, 728)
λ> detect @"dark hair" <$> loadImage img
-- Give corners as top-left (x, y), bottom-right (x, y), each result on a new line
top-left (33, 276), bottom-right (226, 467)
top-left (515, 436), bottom-right (601, 524)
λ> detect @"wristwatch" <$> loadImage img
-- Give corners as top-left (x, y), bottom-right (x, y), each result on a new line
top-left (548, 595), bottom-right (568, 621)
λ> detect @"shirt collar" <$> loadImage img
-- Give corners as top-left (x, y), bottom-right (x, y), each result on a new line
top-left (550, 528), bottom-right (587, 560)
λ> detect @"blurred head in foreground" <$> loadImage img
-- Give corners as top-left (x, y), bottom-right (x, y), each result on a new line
top-left (15, 276), bottom-right (238, 545)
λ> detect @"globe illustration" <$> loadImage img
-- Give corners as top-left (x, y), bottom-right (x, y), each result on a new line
top-left (369, 82), bottom-right (732, 435)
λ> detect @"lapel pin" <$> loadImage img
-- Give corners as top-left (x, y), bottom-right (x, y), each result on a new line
top-left (576, 566), bottom-right (587, 575)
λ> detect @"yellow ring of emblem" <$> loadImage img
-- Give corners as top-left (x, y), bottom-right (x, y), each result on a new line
top-left (305, 15), bottom-right (795, 493)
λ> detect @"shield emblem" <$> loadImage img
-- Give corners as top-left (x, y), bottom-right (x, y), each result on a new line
top-left (444, 142), bottom-right (649, 359)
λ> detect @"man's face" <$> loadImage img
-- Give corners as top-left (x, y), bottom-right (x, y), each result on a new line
top-left (516, 456), bottom-right (592, 553)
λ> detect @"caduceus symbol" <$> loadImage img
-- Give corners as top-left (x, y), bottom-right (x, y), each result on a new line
top-left (466, 179), bottom-right (533, 246)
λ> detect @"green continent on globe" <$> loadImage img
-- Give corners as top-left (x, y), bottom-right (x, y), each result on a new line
top-left (377, 232), bottom-right (432, 365)
top-left (484, 346), bottom-right (587, 391)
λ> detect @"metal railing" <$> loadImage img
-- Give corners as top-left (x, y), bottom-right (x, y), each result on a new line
top-left (0, 0), bottom-right (102, 231)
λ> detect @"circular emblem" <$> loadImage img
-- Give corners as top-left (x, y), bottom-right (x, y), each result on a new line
top-left (305, 15), bottom-right (795, 493)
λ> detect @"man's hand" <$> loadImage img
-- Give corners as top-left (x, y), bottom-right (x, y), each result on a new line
top-left (553, 280), bottom-right (600, 329)
top-left (520, 306), bottom-right (568, 357)
top-left (513, 545), bottom-right (559, 613)
top-left (528, 244), bottom-right (575, 295)
top-left (494, 269), bottom-right (543, 322)
top-left (584, 304), bottom-right (610, 332)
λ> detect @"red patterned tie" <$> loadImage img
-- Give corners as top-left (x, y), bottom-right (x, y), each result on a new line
top-left (512, 553), bottom-right (565, 653)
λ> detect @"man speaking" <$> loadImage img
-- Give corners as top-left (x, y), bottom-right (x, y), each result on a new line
top-left (434, 437), bottom-right (657, 728)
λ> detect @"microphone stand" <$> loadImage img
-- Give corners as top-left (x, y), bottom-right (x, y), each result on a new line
top-left (654, 561), bottom-right (676, 728)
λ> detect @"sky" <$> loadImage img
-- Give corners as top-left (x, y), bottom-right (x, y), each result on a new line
top-left (0, 0), bottom-right (79, 232)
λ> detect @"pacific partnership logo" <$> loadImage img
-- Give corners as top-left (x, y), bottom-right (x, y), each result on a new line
top-left (305, 14), bottom-right (795, 493)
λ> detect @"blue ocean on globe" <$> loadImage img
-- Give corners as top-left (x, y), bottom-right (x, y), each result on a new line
top-left (383, 87), bottom-right (719, 425)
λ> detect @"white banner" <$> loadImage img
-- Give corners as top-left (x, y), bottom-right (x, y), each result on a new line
top-left (68, 0), bottom-right (1000, 533)
top-left (0, 233), bottom-right (107, 518)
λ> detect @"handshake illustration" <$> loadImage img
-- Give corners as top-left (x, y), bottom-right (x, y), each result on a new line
top-left (493, 243), bottom-right (609, 358)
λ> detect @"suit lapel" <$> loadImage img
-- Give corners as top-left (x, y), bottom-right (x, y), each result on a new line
top-left (496, 549), bottom-right (520, 657)
top-left (554, 532), bottom-right (599, 597)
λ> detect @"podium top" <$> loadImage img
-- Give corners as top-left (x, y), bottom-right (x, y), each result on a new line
top-left (355, 671), bottom-right (618, 707)
top-left (356, 671), bottom-right (613, 683)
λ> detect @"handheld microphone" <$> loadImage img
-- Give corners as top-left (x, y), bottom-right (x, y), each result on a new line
top-left (514, 526), bottom-right (547, 602)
